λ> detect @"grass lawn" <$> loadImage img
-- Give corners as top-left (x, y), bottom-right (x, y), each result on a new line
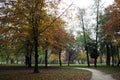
top-left (93, 66), bottom-right (120, 80)
top-left (0, 66), bottom-right (92, 80)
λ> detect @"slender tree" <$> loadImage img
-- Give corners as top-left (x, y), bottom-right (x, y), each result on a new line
top-left (77, 8), bottom-right (90, 67)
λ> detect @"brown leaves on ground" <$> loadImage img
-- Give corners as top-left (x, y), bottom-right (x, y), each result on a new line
top-left (113, 72), bottom-right (120, 80)
top-left (0, 66), bottom-right (91, 80)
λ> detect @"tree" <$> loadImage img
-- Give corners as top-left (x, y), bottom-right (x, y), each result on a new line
top-left (0, 0), bottom-right (64, 73)
top-left (40, 18), bottom-right (66, 67)
top-left (77, 8), bottom-right (90, 67)
top-left (51, 26), bottom-right (74, 67)
top-left (103, 0), bottom-right (120, 66)
top-left (93, 0), bottom-right (101, 67)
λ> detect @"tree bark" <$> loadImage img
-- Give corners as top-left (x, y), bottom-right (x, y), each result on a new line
top-left (28, 54), bottom-right (32, 68)
top-left (25, 55), bottom-right (28, 67)
top-left (94, 58), bottom-right (97, 67)
top-left (100, 54), bottom-right (103, 64)
top-left (81, 13), bottom-right (90, 67)
top-left (112, 54), bottom-right (114, 66)
top-left (106, 43), bottom-right (110, 66)
top-left (117, 60), bottom-right (120, 66)
top-left (68, 52), bottom-right (71, 66)
top-left (25, 40), bottom-right (32, 68)
top-left (85, 46), bottom-right (90, 67)
top-left (45, 50), bottom-right (48, 67)
top-left (94, 0), bottom-right (100, 68)
top-left (59, 51), bottom-right (62, 67)
top-left (33, 26), bottom-right (39, 73)
top-left (111, 45), bottom-right (115, 67)
top-left (34, 38), bottom-right (39, 73)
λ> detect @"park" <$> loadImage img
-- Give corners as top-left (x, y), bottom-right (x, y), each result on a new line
top-left (0, 0), bottom-right (120, 80)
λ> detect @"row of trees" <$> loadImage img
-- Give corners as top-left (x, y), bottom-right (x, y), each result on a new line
top-left (103, 0), bottom-right (120, 66)
top-left (0, 0), bottom-right (74, 73)
top-left (75, 0), bottom-right (120, 67)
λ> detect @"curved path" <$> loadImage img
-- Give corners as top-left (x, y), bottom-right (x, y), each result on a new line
top-left (74, 67), bottom-right (115, 80)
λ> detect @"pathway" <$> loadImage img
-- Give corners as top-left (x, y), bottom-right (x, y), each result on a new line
top-left (74, 67), bottom-right (115, 80)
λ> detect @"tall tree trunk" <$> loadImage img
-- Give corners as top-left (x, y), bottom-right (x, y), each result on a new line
top-left (45, 50), bottom-right (48, 67)
top-left (33, 26), bottom-right (39, 73)
top-left (117, 60), bottom-right (120, 67)
top-left (112, 54), bottom-right (114, 66)
top-left (59, 51), bottom-right (62, 67)
top-left (94, 58), bottom-right (97, 67)
top-left (106, 43), bottom-right (110, 66)
top-left (28, 54), bottom-right (32, 68)
top-left (34, 37), bottom-right (39, 73)
top-left (86, 46), bottom-right (90, 67)
top-left (25, 55), bottom-right (28, 67)
top-left (68, 52), bottom-right (71, 66)
top-left (111, 45), bottom-right (115, 67)
top-left (94, 0), bottom-right (100, 68)
top-left (117, 46), bottom-right (120, 66)
top-left (25, 41), bottom-right (32, 68)
top-left (81, 13), bottom-right (90, 67)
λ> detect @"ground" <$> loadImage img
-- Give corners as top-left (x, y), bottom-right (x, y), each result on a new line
top-left (0, 66), bottom-right (91, 80)
top-left (0, 64), bottom-right (119, 80)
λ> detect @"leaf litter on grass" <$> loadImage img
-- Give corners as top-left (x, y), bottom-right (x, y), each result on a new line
top-left (0, 67), bottom-right (91, 80)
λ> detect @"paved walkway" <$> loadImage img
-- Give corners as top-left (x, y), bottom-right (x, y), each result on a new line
top-left (74, 67), bottom-right (115, 80)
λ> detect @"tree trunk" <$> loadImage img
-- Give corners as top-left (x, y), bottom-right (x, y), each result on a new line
top-left (81, 13), bottom-right (90, 67)
top-left (45, 50), bottom-right (48, 67)
top-left (34, 43), bottom-right (39, 73)
top-left (59, 51), bottom-right (62, 67)
top-left (25, 55), bottom-right (28, 67)
top-left (106, 43), bottom-right (110, 66)
top-left (117, 46), bottom-right (120, 66)
top-left (85, 46), bottom-right (90, 67)
top-left (112, 54), bottom-right (114, 66)
top-left (117, 60), bottom-right (120, 66)
top-left (34, 37), bottom-right (39, 73)
top-left (100, 54), bottom-right (103, 64)
top-left (33, 26), bottom-right (39, 73)
top-left (94, 0), bottom-right (100, 68)
top-left (28, 54), bottom-right (32, 68)
top-left (68, 52), bottom-right (71, 66)
top-left (110, 44), bottom-right (115, 67)
top-left (94, 58), bottom-right (97, 67)
top-left (10, 59), bottom-right (14, 64)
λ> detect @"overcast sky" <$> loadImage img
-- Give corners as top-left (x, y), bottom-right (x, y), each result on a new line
top-left (59, 0), bottom-right (114, 37)
top-left (65, 0), bottom-right (114, 8)
top-left (59, 0), bottom-right (114, 24)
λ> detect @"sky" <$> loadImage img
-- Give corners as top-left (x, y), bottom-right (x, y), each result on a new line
top-left (66, 0), bottom-right (114, 8)
top-left (59, 0), bottom-right (114, 37)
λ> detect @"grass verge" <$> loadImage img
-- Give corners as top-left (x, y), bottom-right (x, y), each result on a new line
top-left (94, 66), bottom-right (120, 80)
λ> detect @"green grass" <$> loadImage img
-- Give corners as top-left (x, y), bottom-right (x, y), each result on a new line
top-left (93, 66), bottom-right (120, 80)
top-left (0, 63), bottom-right (107, 67)
top-left (0, 66), bottom-right (92, 80)
top-left (39, 63), bottom-right (106, 67)
top-left (93, 66), bottom-right (120, 74)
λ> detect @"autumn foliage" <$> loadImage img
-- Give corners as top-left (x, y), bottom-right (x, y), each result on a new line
top-left (0, 0), bottom-right (74, 72)
top-left (103, 0), bottom-right (120, 45)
